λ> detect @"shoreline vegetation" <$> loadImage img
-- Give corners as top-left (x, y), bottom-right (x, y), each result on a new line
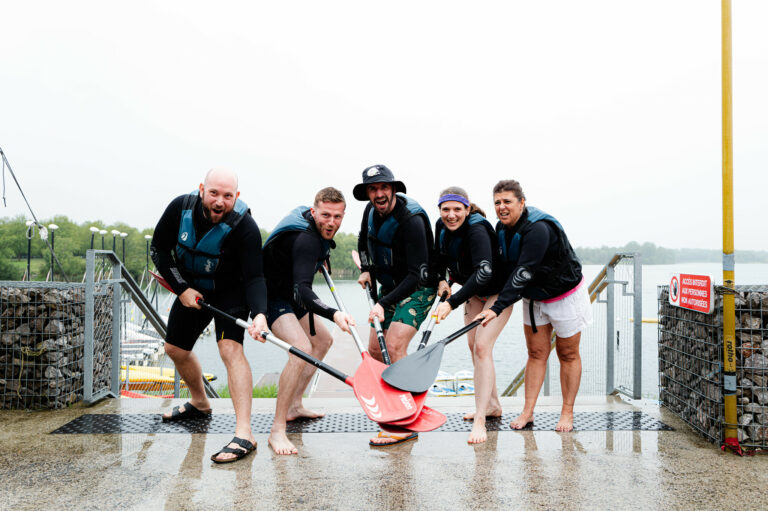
top-left (1, 215), bottom-right (767, 281)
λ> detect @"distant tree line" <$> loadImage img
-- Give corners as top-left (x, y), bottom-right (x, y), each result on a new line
top-left (574, 241), bottom-right (768, 265)
top-left (0, 216), bottom-right (765, 281)
top-left (0, 215), bottom-right (156, 281)
top-left (0, 215), bottom-right (361, 282)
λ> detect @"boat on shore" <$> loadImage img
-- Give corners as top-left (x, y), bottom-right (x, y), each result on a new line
top-left (428, 370), bottom-right (474, 397)
top-left (120, 365), bottom-right (217, 395)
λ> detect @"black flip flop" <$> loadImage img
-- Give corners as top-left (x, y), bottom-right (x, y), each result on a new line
top-left (161, 402), bottom-right (212, 422)
top-left (369, 432), bottom-right (418, 447)
top-left (211, 437), bottom-right (256, 463)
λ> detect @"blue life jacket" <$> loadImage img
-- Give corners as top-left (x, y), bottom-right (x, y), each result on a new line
top-left (366, 193), bottom-right (431, 289)
top-left (263, 206), bottom-right (331, 271)
top-left (497, 206), bottom-right (581, 301)
top-left (498, 207), bottom-right (562, 265)
top-left (175, 191), bottom-right (249, 291)
top-left (437, 213), bottom-right (496, 283)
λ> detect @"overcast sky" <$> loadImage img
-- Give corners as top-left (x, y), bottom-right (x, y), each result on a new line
top-left (1, 1), bottom-right (766, 250)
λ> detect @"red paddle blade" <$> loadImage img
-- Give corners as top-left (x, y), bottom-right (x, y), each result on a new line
top-left (380, 405), bottom-right (446, 433)
top-left (352, 352), bottom-right (417, 423)
top-left (149, 270), bottom-right (173, 292)
top-left (383, 391), bottom-right (427, 426)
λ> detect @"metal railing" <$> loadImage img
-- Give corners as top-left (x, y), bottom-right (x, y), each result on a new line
top-left (502, 253), bottom-right (642, 399)
top-left (85, 250), bottom-right (218, 400)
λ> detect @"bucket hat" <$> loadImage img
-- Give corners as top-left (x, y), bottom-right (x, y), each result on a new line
top-left (352, 164), bottom-right (407, 201)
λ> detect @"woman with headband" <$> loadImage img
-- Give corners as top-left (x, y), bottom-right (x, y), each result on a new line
top-left (474, 180), bottom-right (590, 432)
top-left (433, 186), bottom-right (511, 444)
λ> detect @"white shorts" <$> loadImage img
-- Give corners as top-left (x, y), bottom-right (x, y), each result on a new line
top-left (522, 283), bottom-right (592, 338)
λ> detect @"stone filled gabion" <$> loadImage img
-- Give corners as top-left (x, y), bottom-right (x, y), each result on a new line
top-left (0, 283), bottom-right (113, 409)
top-left (658, 285), bottom-right (768, 448)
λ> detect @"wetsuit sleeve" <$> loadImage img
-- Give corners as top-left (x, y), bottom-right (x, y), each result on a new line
top-left (447, 223), bottom-right (495, 309)
top-left (150, 196), bottom-right (190, 296)
top-left (357, 208), bottom-right (373, 273)
top-left (378, 215), bottom-right (430, 309)
top-left (236, 216), bottom-right (268, 317)
top-left (490, 222), bottom-right (552, 315)
top-left (432, 220), bottom-right (448, 286)
top-left (292, 232), bottom-right (338, 321)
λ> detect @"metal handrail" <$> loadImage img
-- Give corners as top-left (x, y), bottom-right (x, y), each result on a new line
top-left (87, 250), bottom-right (218, 399)
top-left (501, 253), bottom-right (636, 397)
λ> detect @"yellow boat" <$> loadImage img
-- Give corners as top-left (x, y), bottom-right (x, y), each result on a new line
top-left (120, 365), bottom-right (217, 393)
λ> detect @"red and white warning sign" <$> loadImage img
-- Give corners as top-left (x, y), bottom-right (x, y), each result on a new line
top-left (669, 273), bottom-right (714, 314)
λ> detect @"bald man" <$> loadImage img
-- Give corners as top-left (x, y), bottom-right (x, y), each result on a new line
top-left (151, 168), bottom-right (268, 463)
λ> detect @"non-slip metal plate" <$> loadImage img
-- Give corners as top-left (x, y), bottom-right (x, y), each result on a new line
top-left (51, 411), bottom-right (672, 434)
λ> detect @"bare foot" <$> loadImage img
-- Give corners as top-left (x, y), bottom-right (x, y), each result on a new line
top-left (467, 421), bottom-right (488, 444)
top-left (162, 400), bottom-right (211, 420)
top-left (463, 408), bottom-right (502, 421)
top-left (286, 406), bottom-right (325, 421)
top-left (510, 412), bottom-right (534, 430)
top-left (268, 431), bottom-right (298, 455)
top-left (211, 435), bottom-right (256, 462)
top-left (555, 411), bottom-right (574, 432)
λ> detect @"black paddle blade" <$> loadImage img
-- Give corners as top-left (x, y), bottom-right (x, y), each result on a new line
top-left (381, 342), bottom-right (446, 393)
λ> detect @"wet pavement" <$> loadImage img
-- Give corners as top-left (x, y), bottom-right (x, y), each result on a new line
top-left (1, 395), bottom-right (766, 510)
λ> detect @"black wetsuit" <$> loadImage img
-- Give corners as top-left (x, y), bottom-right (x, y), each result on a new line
top-left (151, 194), bottom-right (267, 349)
top-left (357, 197), bottom-right (435, 308)
top-left (263, 222), bottom-right (338, 327)
top-left (490, 220), bottom-right (582, 317)
top-left (433, 217), bottom-right (503, 309)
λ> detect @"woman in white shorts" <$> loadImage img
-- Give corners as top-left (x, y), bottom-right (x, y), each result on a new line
top-left (475, 180), bottom-right (591, 432)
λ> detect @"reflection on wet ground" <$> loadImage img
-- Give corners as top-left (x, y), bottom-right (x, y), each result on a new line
top-left (1, 397), bottom-right (766, 510)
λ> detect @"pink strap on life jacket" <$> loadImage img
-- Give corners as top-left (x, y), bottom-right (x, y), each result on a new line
top-left (540, 276), bottom-right (584, 304)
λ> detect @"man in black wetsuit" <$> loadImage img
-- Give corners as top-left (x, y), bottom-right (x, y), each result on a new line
top-left (256, 187), bottom-right (354, 455)
top-left (354, 165), bottom-right (437, 446)
top-left (151, 168), bottom-right (267, 463)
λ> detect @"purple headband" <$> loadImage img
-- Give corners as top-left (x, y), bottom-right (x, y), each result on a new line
top-left (438, 194), bottom-right (470, 207)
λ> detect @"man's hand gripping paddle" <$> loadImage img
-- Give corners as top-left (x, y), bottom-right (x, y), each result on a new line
top-left (320, 265), bottom-right (445, 432)
top-left (351, 250), bottom-right (391, 365)
top-left (150, 270), bottom-right (419, 424)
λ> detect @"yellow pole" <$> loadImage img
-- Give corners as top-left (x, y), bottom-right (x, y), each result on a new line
top-left (721, 0), bottom-right (738, 450)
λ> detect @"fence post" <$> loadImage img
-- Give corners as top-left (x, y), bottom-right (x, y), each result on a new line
top-left (605, 264), bottom-right (615, 394)
top-left (111, 256), bottom-right (121, 397)
top-left (632, 254), bottom-right (642, 399)
top-left (84, 250), bottom-right (95, 403)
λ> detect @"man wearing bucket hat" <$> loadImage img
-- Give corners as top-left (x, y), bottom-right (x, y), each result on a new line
top-left (354, 164), bottom-right (437, 446)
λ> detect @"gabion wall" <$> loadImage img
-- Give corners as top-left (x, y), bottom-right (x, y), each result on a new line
top-left (659, 285), bottom-right (768, 448)
top-left (0, 282), bottom-right (113, 409)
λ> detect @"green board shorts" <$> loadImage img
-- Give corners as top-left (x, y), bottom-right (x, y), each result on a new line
top-left (376, 286), bottom-right (437, 330)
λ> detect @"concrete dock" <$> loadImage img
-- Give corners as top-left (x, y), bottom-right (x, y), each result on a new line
top-left (1, 394), bottom-right (766, 511)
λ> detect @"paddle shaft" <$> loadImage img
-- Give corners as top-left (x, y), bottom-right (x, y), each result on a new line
top-left (319, 266), bottom-right (367, 353)
top-left (195, 299), bottom-right (352, 385)
top-left (437, 320), bottom-right (482, 347)
top-left (351, 250), bottom-right (391, 364)
top-left (417, 291), bottom-right (448, 350)
top-left (363, 283), bottom-right (391, 364)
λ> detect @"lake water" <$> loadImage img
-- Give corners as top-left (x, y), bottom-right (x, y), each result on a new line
top-left (180, 263), bottom-right (768, 400)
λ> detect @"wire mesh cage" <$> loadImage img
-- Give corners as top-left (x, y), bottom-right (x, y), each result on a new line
top-left (734, 285), bottom-right (768, 448)
top-left (0, 281), bottom-right (114, 409)
top-left (658, 284), bottom-right (768, 448)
